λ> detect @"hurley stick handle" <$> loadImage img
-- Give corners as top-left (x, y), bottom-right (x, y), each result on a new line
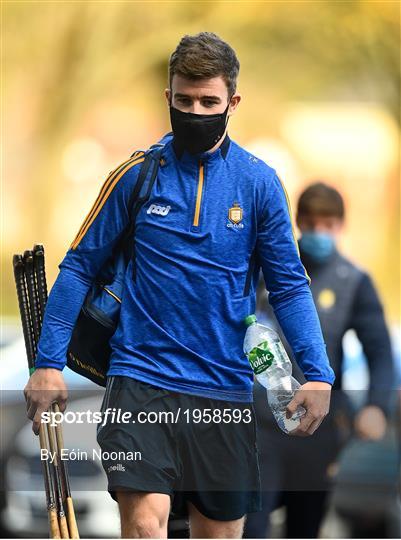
top-left (52, 403), bottom-right (79, 539)
top-left (58, 514), bottom-right (70, 539)
top-left (39, 425), bottom-right (61, 539)
top-left (66, 497), bottom-right (80, 539)
top-left (49, 507), bottom-right (61, 539)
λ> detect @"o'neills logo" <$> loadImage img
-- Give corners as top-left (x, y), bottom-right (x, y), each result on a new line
top-left (68, 352), bottom-right (105, 380)
top-left (107, 464), bottom-right (126, 473)
top-left (227, 202), bottom-right (244, 229)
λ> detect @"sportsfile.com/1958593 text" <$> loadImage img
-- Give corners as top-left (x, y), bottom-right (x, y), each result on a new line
top-left (40, 407), bottom-right (253, 427)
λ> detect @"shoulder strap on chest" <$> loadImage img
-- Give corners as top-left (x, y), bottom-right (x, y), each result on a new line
top-left (120, 143), bottom-right (164, 267)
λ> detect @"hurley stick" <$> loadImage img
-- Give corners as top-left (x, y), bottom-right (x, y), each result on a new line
top-left (22, 250), bottom-right (70, 539)
top-left (13, 254), bottom-right (61, 539)
top-left (33, 244), bottom-right (79, 539)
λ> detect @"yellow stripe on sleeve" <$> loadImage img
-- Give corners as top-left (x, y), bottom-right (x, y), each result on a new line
top-left (70, 154), bottom-right (145, 250)
top-left (69, 154), bottom-right (143, 249)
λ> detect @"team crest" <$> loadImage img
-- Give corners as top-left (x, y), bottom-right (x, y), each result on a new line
top-left (228, 202), bottom-right (243, 224)
top-left (227, 202), bottom-right (244, 229)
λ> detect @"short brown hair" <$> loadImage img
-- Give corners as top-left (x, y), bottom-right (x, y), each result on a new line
top-left (297, 182), bottom-right (345, 219)
top-left (169, 32), bottom-right (240, 98)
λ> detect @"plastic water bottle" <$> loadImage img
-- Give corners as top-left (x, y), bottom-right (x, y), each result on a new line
top-left (243, 314), bottom-right (306, 433)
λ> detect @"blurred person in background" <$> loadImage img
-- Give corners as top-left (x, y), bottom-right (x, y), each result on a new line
top-left (244, 182), bottom-right (395, 539)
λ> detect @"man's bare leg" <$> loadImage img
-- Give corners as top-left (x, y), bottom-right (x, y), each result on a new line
top-left (188, 501), bottom-right (245, 539)
top-left (117, 492), bottom-right (170, 538)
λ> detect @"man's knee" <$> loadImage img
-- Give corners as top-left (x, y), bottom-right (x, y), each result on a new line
top-left (127, 516), bottom-right (163, 538)
top-left (117, 491), bottom-right (170, 538)
top-left (226, 518), bottom-right (245, 539)
top-left (191, 516), bottom-right (244, 539)
top-left (188, 502), bottom-right (245, 538)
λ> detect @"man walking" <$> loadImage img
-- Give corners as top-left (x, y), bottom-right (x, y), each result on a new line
top-left (24, 33), bottom-right (334, 538)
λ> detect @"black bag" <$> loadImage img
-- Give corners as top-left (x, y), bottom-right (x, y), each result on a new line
top-left (66, 144), bottom-right (164, 386)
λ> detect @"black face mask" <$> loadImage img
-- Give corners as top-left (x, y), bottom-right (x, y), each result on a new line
top-left (169, 99), bottom-right (231, 155)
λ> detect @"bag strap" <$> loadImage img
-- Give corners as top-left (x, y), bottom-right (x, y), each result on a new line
top-left (120, 143), bottom-right (164, 276)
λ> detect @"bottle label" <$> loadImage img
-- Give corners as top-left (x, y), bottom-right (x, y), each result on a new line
top-left (247, 341), bottom-right (274, 374)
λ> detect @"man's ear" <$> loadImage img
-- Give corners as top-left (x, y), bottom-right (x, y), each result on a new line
top-left (165, 88), bottom-right (171, 107)
top-left (334, 218), bottom-right (345, 235)
top-left (228, 93), bottom-right (241, 116)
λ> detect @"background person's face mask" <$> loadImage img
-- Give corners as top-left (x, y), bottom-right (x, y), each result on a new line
top-left (169, 98), bottom-right (231, 155)
top-left (299, 231), bottom-right (335, 263)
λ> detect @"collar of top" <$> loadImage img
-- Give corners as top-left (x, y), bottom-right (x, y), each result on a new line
top-left (172, 133), bottom-right (231, 164)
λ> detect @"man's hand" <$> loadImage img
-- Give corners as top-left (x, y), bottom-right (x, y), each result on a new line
top-left (286, 381), bottom-right (332, 436)
top-left (24, 368), bottom-right (68, 435)
top-left (354, 405), bottom-right (387, 441)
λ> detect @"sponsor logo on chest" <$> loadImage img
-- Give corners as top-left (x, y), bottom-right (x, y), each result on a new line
top-left (147, 203), bottom-right (171, 216)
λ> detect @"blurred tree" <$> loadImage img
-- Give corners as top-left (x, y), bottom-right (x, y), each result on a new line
top-left (2, 0), bottom-right (399, 317)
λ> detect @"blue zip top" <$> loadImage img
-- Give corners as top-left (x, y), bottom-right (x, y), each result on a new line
top-left (35, 133), bottom-right (335, 400)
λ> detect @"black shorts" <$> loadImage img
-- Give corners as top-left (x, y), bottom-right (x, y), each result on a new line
top-left (96, 375), bottom-right (261, 521)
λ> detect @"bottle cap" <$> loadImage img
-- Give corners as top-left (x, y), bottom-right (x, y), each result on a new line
top-left (244, 314), bottom-right (257, 327)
